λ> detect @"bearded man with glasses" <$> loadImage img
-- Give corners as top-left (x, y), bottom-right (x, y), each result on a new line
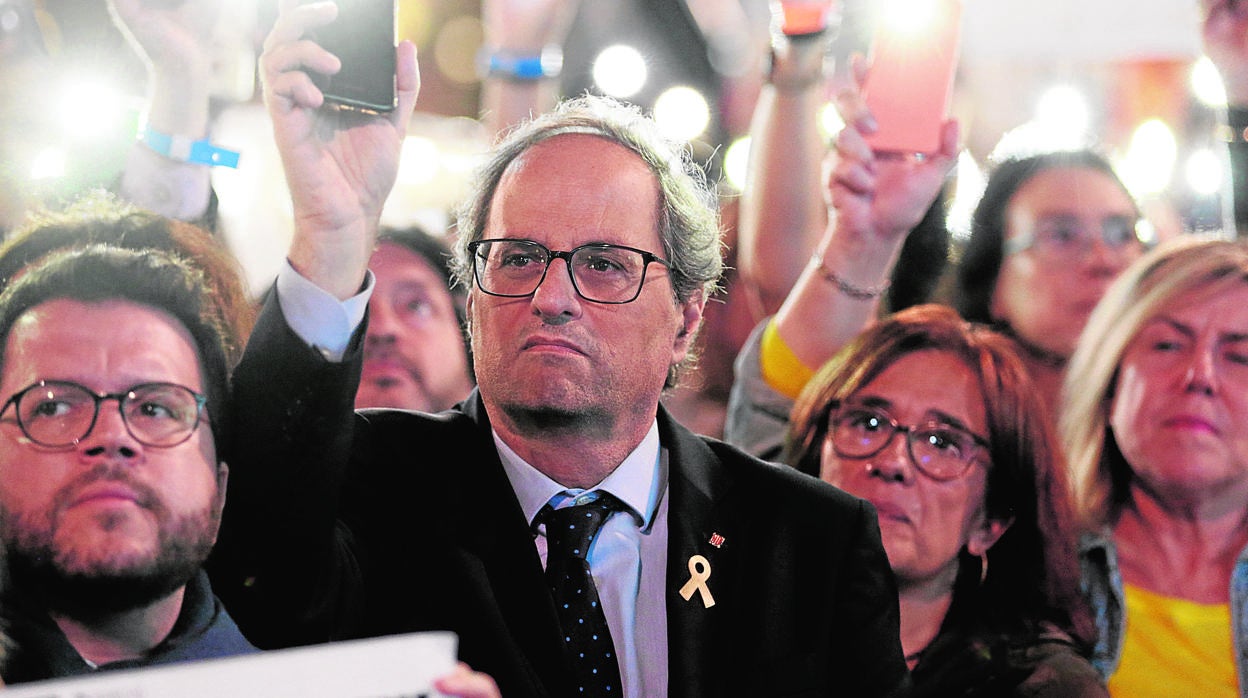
top-left (0, 244), bottom-right (256, 683)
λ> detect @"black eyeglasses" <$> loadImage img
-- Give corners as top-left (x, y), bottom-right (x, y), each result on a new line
top-left (467, 238), bottom-right (671, 304)
top-left (0, 380), bottom-right (208, 449)
top-left (827, 404), bottom-right (990, 481)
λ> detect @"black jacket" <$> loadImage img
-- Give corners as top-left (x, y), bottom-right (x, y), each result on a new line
top-left (210, 297), bottom-right (908, 697)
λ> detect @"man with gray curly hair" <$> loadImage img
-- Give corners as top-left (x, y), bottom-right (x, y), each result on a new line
top-left (212, 5), bottom-right (908, 697)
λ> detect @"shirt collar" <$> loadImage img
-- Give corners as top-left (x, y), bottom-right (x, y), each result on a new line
top-left (493, 421), bottom-right (662, 529)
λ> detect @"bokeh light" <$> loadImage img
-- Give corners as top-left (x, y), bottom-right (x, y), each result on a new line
top-left (877, 0), bottom-right (941, 39)
top-left (433, 15), bottom-right (483, 85)
top-left (1035, 84), bottom-right (1091, 140)
top-left (396, 136), bottom-right (441, 186)
top-left (946, 150), bottom-right (985, 241)
top-left (653, 86), bottom-right (710, 142)
top-left (30, 147), bottom-right (66, 181)
top-left (592, 44), bottom-right (647, 98)
top-left (722, 135), bottom-right (751, 192)
top-left (1185, 147), bottom-right (1223, 198)
top-left (1120, 118), bottom-right (1177, 197)
top-left (1191, 56), bottom-right (1227, 108)
top-left (59, 78), bottom-right (124, 142)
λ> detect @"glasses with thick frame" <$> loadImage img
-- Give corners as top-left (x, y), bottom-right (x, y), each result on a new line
top-left (826, 403), bottom-right (991, 481)
top-left (1003, 214), bottom-right (1146, 261)
top-left (467, 238), bottom-right (672, 304)
top-left (0, 380), bottom-right (208, 449)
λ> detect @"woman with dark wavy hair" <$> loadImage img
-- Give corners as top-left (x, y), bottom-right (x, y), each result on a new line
top-left (785, 304), bottom-right (1103, 697)
top-left (954, 150), bottom-right (1145, 420)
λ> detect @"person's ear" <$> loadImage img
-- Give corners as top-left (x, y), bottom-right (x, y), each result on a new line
top-left (966, 516), bottom-right (1012, 557)
top-left (462, 292), bottom-right (477, 338)
top-left (673, 289), bottom-right (705, 357)
top-left (211, 462), bottom-right (230, 538)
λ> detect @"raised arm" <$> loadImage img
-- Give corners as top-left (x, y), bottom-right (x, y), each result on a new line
top-left (773, 56), bottom-right (957, 371)
top-left (735, 2), bottom-right (835, 317)
top-left (110, 0), bottom-right (218, 221)
top-left (723, 57), bottom-right (956, 458)
top-left (210, 0), bottom-right (422, 647)
top-left (478, 0), bottom-right (580, 137)
top-left (262, 0), bottom-right (420, 299)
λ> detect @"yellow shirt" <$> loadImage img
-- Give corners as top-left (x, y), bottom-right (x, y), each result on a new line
top-left (1107, 583), bottom-right (1236, 698)
top-left (759, 319), bottom-right (815, 400)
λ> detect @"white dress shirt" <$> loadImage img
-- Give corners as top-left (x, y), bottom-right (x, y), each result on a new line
top-left (494, 426), bottom-right (670, 698)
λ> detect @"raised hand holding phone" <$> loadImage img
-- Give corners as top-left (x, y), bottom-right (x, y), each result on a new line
top-left (261, 0), bottom-right (419, 299)
top-left (305, 0), bottom-right (397, 113)
top-left (861, 0), bottom-right (961, 154)
top-left (831, 54), bottom-right (958, 243)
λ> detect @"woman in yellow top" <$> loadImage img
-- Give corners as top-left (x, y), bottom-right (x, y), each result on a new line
top-left (1062, 237), bottom-right (1248, 697)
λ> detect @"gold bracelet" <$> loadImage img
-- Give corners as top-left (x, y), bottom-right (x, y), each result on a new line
top-left (811, 252), bottom-right (890, 300)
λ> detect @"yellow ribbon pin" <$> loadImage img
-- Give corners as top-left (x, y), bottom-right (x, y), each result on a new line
top-left (678, 554), bottom-right (715, 608)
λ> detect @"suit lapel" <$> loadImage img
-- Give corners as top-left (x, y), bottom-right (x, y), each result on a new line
top-left (660, 409), bottom-right (738, 698)
top-left (451, 394), bottom-right (571, 697)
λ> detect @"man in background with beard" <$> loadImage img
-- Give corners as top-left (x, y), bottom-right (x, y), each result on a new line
top-left (0, 242), bottom-right (255, 682)
top-left (355, 226), bottom-right (474, 412)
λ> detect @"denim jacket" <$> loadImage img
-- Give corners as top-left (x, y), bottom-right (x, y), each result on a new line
top-left (1080, 531), bottom-right (1248, 695)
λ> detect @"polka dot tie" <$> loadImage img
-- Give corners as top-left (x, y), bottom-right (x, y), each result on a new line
top-left (536, 491), bottom-right (623, 696)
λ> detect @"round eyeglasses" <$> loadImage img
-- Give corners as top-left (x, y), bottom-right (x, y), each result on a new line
top-left (1003, 214), bottom-right (1146, 262)
top-left (0, 380), bottom-right (208, 449)
top-left (468, 238), bottom-right (671, 304)
top-left (827, 405), bottom-right (990, 481)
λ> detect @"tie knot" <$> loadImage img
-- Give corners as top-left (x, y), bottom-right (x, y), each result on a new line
top-left (537, 491), bottom-right (621, 562)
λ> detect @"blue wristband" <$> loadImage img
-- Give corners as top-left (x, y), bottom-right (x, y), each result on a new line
top-left (139, 125), bottom-right (240, 168)
top-left (479, 47), bottom-right (563, 81)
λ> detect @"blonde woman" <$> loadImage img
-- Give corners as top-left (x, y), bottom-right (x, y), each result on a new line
top-left (1063, 237), bottom-right (1248, 697)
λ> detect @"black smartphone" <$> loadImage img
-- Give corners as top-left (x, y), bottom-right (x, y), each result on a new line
top-left (307, 0), bottom-right (396, 113)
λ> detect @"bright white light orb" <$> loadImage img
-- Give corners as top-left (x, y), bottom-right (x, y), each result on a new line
top-left (653, 86), bottom-right (710, 143)
top-left (60, 79), bottom-right (123, 141)
top-left (878, 0), bottom-right (940, 39)
top-left (1192, 56), bottom-right (1228, 108)
top-left (592, 45), bottom-right (647, 98)
top-left (397, 136), bottom-right (440, 186)
top-left (1121, 118), bottom-right (1177, 197)
top-left (1185, 147), bottom-right (1223, 198)
top-left (723, 136), bottom-right (751, 192)
top-left (1035, 84), bottom-right (1090, 143)
top-left (30, 147), bottom-right (66, 180)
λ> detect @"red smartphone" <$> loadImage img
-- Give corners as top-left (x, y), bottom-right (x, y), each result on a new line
top-left (862, 0), bottom-right (962, 154)
top-left (306, 0), bottom-right (397, 113)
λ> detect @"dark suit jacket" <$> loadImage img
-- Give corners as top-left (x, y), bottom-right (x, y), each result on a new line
top-left (210, 298), bottom-right (908, 697)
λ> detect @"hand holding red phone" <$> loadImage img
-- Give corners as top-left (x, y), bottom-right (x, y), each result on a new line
top-left (828, 55), bottom-right (958, 244)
